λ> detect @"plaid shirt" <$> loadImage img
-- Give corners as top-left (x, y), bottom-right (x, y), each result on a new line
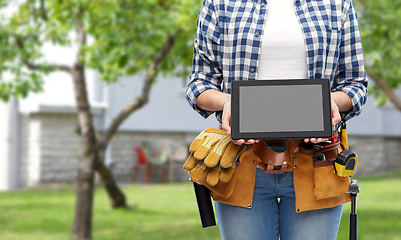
top-left (186, 0), bottom-right (368, 123)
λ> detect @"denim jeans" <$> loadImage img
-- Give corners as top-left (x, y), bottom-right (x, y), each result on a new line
top-left (215, 168), bottom-right (343, 240)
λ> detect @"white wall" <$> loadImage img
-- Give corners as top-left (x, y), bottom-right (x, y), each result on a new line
top-left (0, 99), bottom-right (20, 190)
top-left (0, 101), bottom-right (9, 190)
top-left (347, 84), bottom-right (401, 136)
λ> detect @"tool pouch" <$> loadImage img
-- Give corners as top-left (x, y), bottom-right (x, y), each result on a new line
top-left (299, 140), bottom-right (350, 200)
top-left (197, 147), bottom-right (256, 202)
top-left (253, 140), bottom-right (298, 174)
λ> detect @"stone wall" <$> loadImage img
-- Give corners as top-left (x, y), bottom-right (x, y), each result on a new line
top-left (348, 136), bottom-right (401, 176)
top-left (108, 131), bottom-right (193, 184)
top-left (20, 113), bottom-right (80, 186)
top-left (19, 112), bottom-right (195, 187)
top-left (19, 112), bottom-right (401, 187)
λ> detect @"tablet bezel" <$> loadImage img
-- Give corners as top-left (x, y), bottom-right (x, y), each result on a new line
top-left (231, 79), bottom-right (332, 140)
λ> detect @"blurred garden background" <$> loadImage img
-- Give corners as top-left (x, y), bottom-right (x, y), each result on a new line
top-left (1, 0), bottom-right (401, 239)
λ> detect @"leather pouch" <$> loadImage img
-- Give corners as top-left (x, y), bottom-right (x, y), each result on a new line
top-left (197, 167), bottom-right (237, 199)
top-left (313, 164), bottom-right (350, 200)
top-left (299, 141), bottom-right (350, 200)
top-left (197, 147), bottom-right (254, 200)
top-left (253, 140), bottom-right (298, 174)
top-left (208, 148), bottom-right (257, 208)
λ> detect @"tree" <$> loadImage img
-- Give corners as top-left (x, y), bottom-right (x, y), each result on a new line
top-left (0, 0), bottom-right (199, 239)
top-left (354, 0), bottom-right (401, 110)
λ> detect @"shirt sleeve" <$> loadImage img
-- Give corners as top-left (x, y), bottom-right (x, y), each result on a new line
top-left (185, 0), bottom-right (223, 119)
top-left (332, 0), bottom-right (368, 122)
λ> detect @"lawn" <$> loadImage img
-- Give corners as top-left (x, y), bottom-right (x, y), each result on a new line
top-left (0, 171), bottom-right (400, 240)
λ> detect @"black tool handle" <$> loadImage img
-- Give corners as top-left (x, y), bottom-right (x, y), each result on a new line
top-left (193, 182), bottom-right (216, 228)
top-left (349, 212), bottom-right (357, 240)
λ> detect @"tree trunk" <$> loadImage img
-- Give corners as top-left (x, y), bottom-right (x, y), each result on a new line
top-left (72, 64), bottom-right (98, 240)
top-left (95, 149), bottom-right (127, 208)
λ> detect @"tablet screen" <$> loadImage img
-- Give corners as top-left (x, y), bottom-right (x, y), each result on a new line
top-left (231, 79), bottom-right (332, 140)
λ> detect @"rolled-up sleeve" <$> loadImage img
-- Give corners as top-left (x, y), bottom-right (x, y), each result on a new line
top-left (332, 0), bottom-right (368, 122)
top-left (186, 0), bottom-right (223, 119)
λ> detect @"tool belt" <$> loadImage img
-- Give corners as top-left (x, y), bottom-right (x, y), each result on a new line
top-left (301, 141), bottom-right (341, 167)
top-left (253, 132), bottom-right (341, 174)
top-left (252, 139), bottom-right (299, 174)
top-left (184, 128), bottom-right (352, 210)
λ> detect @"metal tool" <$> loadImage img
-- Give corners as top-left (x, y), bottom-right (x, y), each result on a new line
top-left (349, 179), bottom-right (360, 240)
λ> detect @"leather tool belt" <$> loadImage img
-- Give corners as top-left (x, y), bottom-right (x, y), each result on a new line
top-left (253, 139), bottom-right (299, 174)
top-left (301, 141), bottom-right (341, 167)
top-left (252, 131), bottom-right (340, 174)
top-left (299, 131), bottom-right (341, 168)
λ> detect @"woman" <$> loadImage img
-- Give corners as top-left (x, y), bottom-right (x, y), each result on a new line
top-left (186, 0), bottom-right (368, 239)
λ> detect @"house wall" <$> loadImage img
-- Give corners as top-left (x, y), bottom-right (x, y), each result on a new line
top-left (16, 74), bottom-right (218, 187)
top-left (20, 113), bottom-right (81, 186)
top-left (349, 136), bottom-right (401, 176)
top-left (108, 131), bottom-right (194, 184)
top-left (103, 74), bottom-right (218, 132)
top-left (19, 112), bottom-right (196, 186)
top-left (0, 99), bottom-right (20, 190)
top-left (347, 87), bottom-right (401, 136)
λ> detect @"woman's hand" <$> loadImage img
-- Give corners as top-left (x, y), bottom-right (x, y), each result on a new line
top-left (304, 91), bottom-right (350, 143)
top-left (221, 100), bottom-right (259, 145)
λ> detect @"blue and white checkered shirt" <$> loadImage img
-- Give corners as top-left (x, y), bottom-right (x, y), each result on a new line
top-left (186, 0), bottom-right (368, 123)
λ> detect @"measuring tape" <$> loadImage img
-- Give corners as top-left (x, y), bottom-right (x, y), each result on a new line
top-left (334, 150), bottom-right (357, 177)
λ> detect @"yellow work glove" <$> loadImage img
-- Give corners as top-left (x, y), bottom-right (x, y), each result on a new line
top-left (183, 128), bottom-right (245, 186)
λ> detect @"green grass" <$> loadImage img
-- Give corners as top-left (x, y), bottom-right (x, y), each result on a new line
top-left (0, 171), bottom-right (400, 240)
top-left (0, 184), bottom-right (220, 240)
top-left (337, 171), bottom-right (401, 240)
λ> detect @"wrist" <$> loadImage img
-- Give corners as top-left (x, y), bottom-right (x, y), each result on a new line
top-left (331, 91), bottom-right (352, 112)
top-left (197, 90), bottom-right (230, 111)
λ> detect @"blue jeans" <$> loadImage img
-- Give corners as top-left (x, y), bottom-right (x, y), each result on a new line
top-left (215, 168), bottom-right (343, 240)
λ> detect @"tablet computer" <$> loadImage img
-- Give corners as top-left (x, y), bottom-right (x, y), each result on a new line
top-left (231, 79), bottom-right (332, 140)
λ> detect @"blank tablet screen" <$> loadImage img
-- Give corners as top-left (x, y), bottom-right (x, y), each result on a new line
top-left (231, 79), bottom-right (332, 140)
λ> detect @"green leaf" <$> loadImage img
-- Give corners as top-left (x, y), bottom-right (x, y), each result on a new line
top-left (355, 0), bottom-right (401, 106)
top-left (0, 0), bottom-right (200, 100)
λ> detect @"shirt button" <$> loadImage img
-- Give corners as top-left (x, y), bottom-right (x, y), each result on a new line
top-left (250, 68), bottom-right (255, 73)
top-left (255, 32), bottom-right (259, 37)
top-left (261, 3), bottom-right (265, 7)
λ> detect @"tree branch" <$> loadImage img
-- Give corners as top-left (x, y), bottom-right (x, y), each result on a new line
top-left (39, 0), bottom-right (48, 21)
top-left (23, 59), bottom-right (72, 73)
top-left (75, 7), bottom-right (86, 67)
top-left (14, 37), bottom-right (72, 73)
top-left (97, 31), bottom-right (180, 151)
top-left (369, 72), bottom-right (401, 111)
